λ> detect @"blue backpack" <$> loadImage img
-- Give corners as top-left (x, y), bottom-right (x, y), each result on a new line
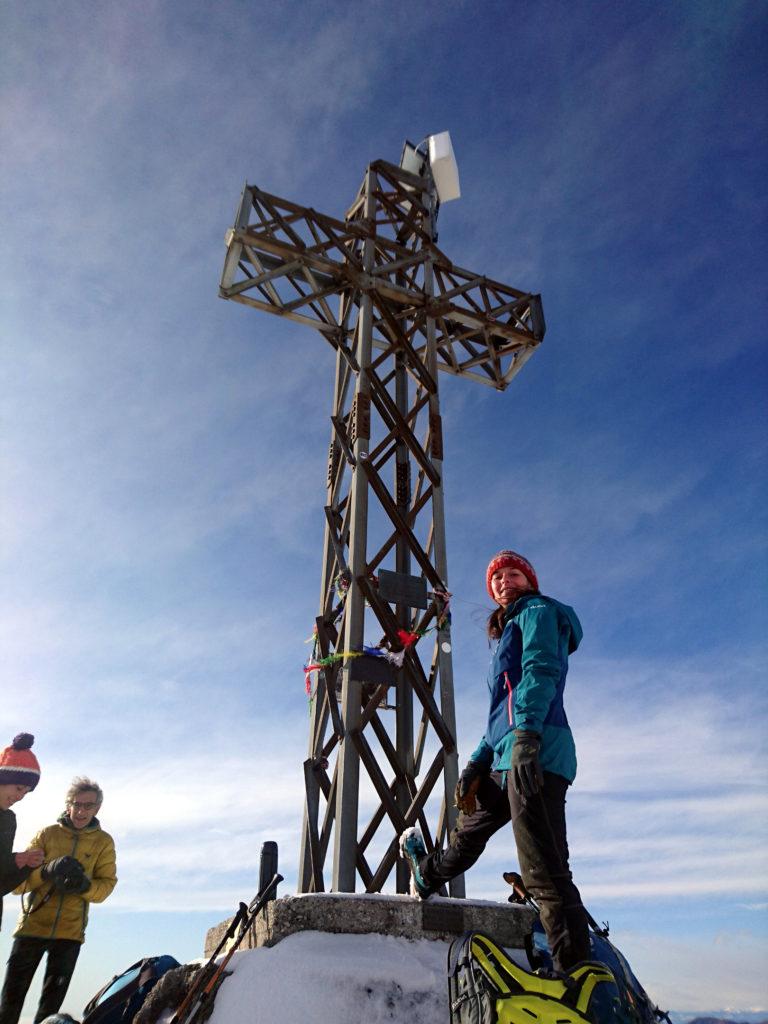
top-left (527, 920), bottom-right (661, 1024)
top-left (82, 955), bottom-right (180, 1024)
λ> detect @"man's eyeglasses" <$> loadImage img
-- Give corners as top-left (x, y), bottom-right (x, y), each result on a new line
top-left (69, 801), bottom-right (98, 811)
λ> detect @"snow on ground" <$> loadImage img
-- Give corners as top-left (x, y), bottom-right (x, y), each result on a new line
top-left (201, 930), bottom-right (530, 1024)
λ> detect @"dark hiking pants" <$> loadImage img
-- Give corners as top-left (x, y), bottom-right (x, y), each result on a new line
top-left (418, 769), bottom-right (591, 972)
top-left (0, 936), bottom-right (81, 1024)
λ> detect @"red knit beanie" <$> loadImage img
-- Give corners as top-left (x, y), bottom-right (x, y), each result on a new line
top-left (486, 550), bottom-right (539, 599)
top-left (0, 734), bottom-right (41, 790)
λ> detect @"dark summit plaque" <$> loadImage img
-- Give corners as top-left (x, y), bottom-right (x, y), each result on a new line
top-left (348, 654), bottom-right (396, 687)
top-left (377, 569), bottom-right (429, 609)
top-left (421, 901), bottom-right (465, 934)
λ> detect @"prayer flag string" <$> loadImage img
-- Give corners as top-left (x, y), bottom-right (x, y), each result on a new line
top-left (303, 584), bottom-right (452, 700)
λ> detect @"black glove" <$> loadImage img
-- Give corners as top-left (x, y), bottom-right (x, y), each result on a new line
top-left (511, 730), bottom-right (544, 798)
top-left (59, 870), bottom-right (90, 895)
top-left (41, 856), bottom-right (82, 882)
top-left (454, 761), bottom-right (486, 815)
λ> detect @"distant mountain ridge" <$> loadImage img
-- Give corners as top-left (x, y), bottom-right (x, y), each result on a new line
top-left (683, 1017), bottom-right (768, 1024)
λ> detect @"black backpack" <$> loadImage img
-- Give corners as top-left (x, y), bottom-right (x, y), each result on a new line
top-left (82, 955), bottom-right (180, 1024)
top-left (447, 930), bottom-right (497, 1023)
top-left (527, 919), bottom-right (661, 1024)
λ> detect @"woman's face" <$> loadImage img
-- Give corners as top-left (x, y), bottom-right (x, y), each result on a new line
top-left (490, 566), bottom-right (531, 607)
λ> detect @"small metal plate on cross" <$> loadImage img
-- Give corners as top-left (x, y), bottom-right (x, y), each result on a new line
top-left (348, 655), bottom-right (396, 687)
top-left (422, 901), bottom-right (465, 934)
top-left (377, 570), bottom-right (428, 609)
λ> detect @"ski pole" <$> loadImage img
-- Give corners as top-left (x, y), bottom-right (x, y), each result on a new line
top-left (178, 872), bottom-right (283, 1024)
top-left (168, 901), bottom-right (249, 1024)
top-left (503, 868), bottom-right (609, 939)
top-left (503, 870), bottom-right (540, 912)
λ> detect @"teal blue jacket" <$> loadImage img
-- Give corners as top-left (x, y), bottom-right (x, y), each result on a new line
top-left (470, 593), bottom-right (582, 783)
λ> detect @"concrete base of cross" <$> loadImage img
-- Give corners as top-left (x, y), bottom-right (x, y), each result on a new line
top-left (204, 892), bottom-right (535, 956)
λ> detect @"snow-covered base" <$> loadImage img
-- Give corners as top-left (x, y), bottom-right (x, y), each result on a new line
top-left (200, 930), bottom-right (530, 1024)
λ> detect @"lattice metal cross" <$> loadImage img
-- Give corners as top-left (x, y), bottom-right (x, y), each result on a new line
top-left (220, 152), bottom-right (544, 894)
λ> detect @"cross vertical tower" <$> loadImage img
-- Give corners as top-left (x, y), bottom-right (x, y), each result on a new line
top-left (219, 139), bottom-right (545, 894)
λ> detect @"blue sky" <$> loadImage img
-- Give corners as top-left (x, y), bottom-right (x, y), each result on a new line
top-left (1, 0), bottom-right (766, 1018)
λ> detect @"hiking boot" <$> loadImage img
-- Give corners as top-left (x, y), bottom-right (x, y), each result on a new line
top-left (399, 827), bottom-right (432, 899)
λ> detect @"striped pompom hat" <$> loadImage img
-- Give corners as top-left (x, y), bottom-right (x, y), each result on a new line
top-left (486, 550), bottom-right (539, 599)
top-left (0, 734), bottom-right (41, 790)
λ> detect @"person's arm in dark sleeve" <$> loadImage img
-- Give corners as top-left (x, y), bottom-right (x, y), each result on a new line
top-left (0, 814), bottom-right (31, 896)
top-left (468, 737), bottom-right (494, 768)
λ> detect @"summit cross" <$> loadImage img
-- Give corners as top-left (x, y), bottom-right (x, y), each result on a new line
top-left (219, 139), bottom-right (545, 895)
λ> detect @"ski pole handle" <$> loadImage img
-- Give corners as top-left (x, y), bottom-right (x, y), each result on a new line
top-left (503, 870), bottom-right (539, 912)
top-left (247, 872), bottom-right (283, 914)
top-left (169, 902), bottom-right (247, 1024)
top-left (182, 873), bottom-right (283, 1024)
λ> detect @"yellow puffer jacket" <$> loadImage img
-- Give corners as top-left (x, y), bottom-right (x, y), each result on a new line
top-left (13, 815), bottom-right (117, 943)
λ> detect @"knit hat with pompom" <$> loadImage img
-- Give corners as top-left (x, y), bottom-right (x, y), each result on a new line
top-left (486, 550), bottom-right (539, 600)
top-left (0, 734), bottom-right (41, 790)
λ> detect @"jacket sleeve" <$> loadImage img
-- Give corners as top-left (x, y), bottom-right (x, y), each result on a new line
top-left (84, 834), bottom-right (117, 903)
top-left (0, 813), bottom-right (30, 896)
top-left (514, 600), bottom-right (561, 735)
top-left (469, 737), bottom-right (494, 768)
top-left (13, 827), bottom-right (50, 895)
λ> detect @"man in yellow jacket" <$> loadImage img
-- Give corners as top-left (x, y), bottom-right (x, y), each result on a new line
top-left (0, 777), bottom-right (117, 1024)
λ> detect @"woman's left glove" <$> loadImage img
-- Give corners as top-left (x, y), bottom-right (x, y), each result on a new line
top-left (454, 761), bottom-right (486, 815)
top-left (511, 730), bottom-right (544, 798)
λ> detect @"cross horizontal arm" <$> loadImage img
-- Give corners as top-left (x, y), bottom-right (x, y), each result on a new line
top-left (221, 183), bottom-right (545, 390)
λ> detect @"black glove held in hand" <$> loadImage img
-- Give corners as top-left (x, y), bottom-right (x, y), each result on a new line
top-left (41, 856), bottom-right (82, 882)
top-left (454, 761), bottom-right (486, 815)
top-left (511, 730), bottom-right (544, 798)
top-left (60, 871), bottom-right (90, 895)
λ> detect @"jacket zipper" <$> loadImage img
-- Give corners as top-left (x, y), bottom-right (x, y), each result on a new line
top-left (504, 672), bottom-right (514, 726)
top-left (49, 831), bottom-right (79, 938)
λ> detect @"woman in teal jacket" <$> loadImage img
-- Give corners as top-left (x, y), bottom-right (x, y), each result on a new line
top-left (401, 550), bottom-right (590, 972)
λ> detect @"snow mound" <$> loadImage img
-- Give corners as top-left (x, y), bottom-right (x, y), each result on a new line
top-left (202, 929), bottom-right (526, 1024)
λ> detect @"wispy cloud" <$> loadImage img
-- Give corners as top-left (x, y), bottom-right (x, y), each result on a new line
top-left (616, 930), bottom-right (768, 1011)
top-left (1, 1), bottom-right (766, 1017)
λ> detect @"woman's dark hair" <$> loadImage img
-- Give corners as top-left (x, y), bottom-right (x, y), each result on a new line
top-left (487, 589), bottom-right (540, 639)
top-left (487, 607), bottom-right (506, 640)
